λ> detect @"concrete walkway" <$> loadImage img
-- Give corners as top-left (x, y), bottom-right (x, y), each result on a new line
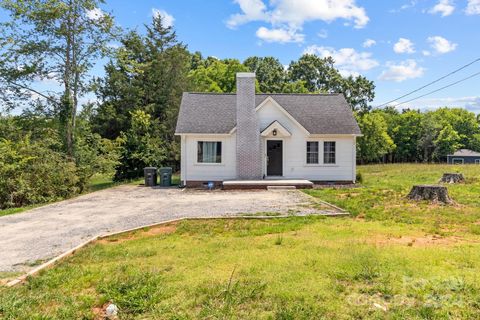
top-left (0, 185), bottom-right (329, 272)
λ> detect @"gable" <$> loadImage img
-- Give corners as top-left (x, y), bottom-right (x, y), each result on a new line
top-left (261, 120), bottom-right (292, 137)
top-left (256, 97), bottom-right (309, 136)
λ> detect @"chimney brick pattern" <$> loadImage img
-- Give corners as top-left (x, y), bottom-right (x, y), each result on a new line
top-left (236, 73), bottom-right (262, 179)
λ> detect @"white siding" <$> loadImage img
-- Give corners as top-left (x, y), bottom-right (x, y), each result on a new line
top-left (179, 99), bottom-right (357, 183)
top-left (257, 100), bottom-right (355, 181)
top-left (182, 134), bottom-right (237, 182)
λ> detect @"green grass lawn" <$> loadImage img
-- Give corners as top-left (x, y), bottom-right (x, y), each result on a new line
top-left (1, 164), bottom-right (480, 319)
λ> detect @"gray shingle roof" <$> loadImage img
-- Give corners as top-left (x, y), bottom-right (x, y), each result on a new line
top-left (175, 93), bottom-right (361, 135)
top-left (451, 149), bottom-right (480, 157)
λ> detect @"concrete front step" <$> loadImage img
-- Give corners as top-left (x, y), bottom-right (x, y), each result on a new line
top-left (223, 179), bottom-right (313, 190)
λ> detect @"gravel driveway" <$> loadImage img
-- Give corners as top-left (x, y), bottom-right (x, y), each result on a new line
top-left (0, 185), bottom-right (322, 272)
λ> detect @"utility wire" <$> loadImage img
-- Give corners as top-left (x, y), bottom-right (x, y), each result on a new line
top-left (376, 57), bottom-right (480, 108)
top-left (392, 70), bottom-right (480, 108)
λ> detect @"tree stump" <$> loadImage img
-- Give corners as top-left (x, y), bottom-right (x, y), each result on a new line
top-left (440, 173), bottom-right (464, 184)
top-left (407, 185), bottom-right (452, 204)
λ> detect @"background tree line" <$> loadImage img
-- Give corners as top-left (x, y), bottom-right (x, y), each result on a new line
top-left (0, 0), bottom-right (478, 210)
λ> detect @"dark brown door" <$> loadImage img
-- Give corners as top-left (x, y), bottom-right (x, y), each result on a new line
top-left (267, 140), bottom-right (283, 176)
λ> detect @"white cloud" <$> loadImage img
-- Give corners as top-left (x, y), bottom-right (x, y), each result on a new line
top-left (317, 29), bottom-right (328, 39)
top-left (363, 39), bottom-right (376, 48)
top-left (227, 0), bottom-right (268, 28)
top-left (429, 0), bottom-right (455, 16)
top-left (390, 1), bottom-right (418, 13)
top-left (256, 27), bottom-right (304, 43)
top-left (227, 0), bottom-right (369, 39)
top-left (379, 59), bottom-right (425, 82)
top-left (466, 0), bottom-right (480, 15)
top-left (86, 8), bottom-right (105, 20)
top-left (304, 45), bottom-right (379, 77)
top-left (393, 38), bottom-right (415, 54)
top-left (427, 36), bottom-right (457, 54)
top-left (422, 50), bottom-right (431, 56)
top-left (152, 8), bottom-right (175, 27)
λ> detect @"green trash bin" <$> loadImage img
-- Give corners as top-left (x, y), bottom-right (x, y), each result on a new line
top-left (159, 167), bottom-right (172, 187)
top-left (144, 167), bottom-right (158, 187)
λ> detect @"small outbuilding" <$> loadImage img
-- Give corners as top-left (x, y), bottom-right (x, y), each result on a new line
top-left (447, 149), bottom-right (480, 164)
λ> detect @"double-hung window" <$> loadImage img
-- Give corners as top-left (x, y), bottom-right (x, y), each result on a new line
top-left (306, 141), bottom-right (319, 164)
top-left (197, 141), bottom-right (222, 163)
top-left (323, 141), bottom-right (336, 164)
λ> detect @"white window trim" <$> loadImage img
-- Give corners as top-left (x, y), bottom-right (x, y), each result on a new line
top-left (324, 141), bottom-right (337, 165)
top-left (304, 139), bottom-right (339, 167)
top-left (452, 158), bottom-right (464, 164)
top-left (305, 140), bottom-right (320, 166)
top-left (194, 138), bottom-right (225, 166)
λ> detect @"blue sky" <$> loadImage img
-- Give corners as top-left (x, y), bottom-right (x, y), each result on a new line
top-left (4, 0), bottom-right (480, 112)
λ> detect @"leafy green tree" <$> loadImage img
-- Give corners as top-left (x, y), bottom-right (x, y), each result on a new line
top-left (469, 134), bottom-right (480, 152)
top-left (287, 54), bottom-right (375, 112)
top-left (0, 0), bottom-right (117, 156)
top-left (433, 124), bottom-right (461, 161)
top-left (114, 110), bottom-right (166, 181)
top-left (74, 106), bottom-right (121, 190)
top-left (188, 58), bottom-right (249, 93)
top-left (93, 15), bottom-right (189, 168)
top-left (429, 108), bottom-right (480, 149)
top-left (417, 113), bottom-right (440, 163)
top-left (391, 110), bottom-right (423, 162)
top-left (356, 112), bottom-right (395, 163)
top-left (243, 56), bottom-right (286, 93)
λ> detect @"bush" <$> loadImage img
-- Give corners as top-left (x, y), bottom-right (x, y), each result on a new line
top-left (356, 172), bottom-right (363, 184)
top-left (0, 137), bottom-right (80, 209)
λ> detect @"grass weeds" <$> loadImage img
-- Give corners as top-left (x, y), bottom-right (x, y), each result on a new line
top-left (2, 164), bottom-right (480, 319)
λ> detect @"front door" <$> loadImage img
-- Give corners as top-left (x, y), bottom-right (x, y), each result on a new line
top-left (267, 140), bottom-right (283, 176)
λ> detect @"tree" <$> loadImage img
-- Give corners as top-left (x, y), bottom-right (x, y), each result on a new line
top-left (429, 108), bottom-right (480, 149)
top-left (93, 15), bottom-right (189, 163)
top-left (0, 0), bottom-right (117, 156)
top-left (188, 58), bottom-right (249, 93)
top-left (356, 112), bottom-right (395, 163)
top-left (287, 54), bottom-right (375, 112)
top-left (391, 110), bottom-right (423, 162)
top-left (433, 124), bottom-right (461, 161)
top-left (243, 56), bottom-right (286, 93)
top-left (114, 110), bottom-right (166, 180)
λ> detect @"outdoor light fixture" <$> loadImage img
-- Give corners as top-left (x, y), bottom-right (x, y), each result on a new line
top-left (273, 129), bottom-right (277, 136)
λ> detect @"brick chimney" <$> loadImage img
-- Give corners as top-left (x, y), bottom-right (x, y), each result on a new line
top-left (236, 73), bottom-right (262, 179)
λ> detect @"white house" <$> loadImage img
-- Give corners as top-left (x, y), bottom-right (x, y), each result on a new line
top-left (175, 73), bottom-right (361, 188)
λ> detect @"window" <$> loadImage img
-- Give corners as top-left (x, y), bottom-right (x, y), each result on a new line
top-left (452, 158), bottom-right (464, 164)
top-left (306, 141), bottom-right (319, 164)
top-left (197, 141), bottom-right (222, 163)
top-left (324, 141), bottom-right (336, 164)
top-left (475, 159), bottom-right (480, 164)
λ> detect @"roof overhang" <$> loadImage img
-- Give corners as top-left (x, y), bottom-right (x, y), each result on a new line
top-left (261, 120), bottom-right (292, 137)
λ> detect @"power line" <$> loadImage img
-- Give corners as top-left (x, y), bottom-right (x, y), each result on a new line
top-left (392, 70), bottom-right (480, 108)
top-left (376, 57), bottom-right (480, 108)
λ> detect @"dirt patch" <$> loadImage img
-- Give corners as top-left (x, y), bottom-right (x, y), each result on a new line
top-left (98, 222), bottom-right (178, 245)
top-left (143, 223), bottom-right (177, 236)
top-left (372, 234), bottom-right (468, 247)
top-left (92, 303), bottom-right (111, 320)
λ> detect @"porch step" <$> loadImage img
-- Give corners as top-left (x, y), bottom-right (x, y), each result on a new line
top-left (223, 179), bottom-right (313, 190)
top-left (267, 186), bottom-right (296, 190)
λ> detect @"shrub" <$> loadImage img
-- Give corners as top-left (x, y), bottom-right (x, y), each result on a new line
top-left (356, 172), bottom-right (363, 184)
top-left (0, 137), bottom-right (79, 209)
